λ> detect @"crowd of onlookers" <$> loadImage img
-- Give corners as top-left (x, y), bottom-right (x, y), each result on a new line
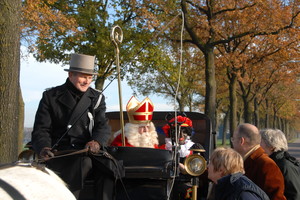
top-left (207, 123), bottom-right (300, 200)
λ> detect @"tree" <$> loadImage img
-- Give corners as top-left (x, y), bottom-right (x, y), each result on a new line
top-left (0, 0), bottom-right (22, 163)
top-left (22, 0), bottom-right (300, 136)
top-left (211, 0), bottom-right (300, 134)
top-left (127, 42), bottom-right (205, 111)
top-left (216, 34), bottom-right (300, 133)
top-left (264, 77), bottom-right (300, 130)
top-left (22, 0), bottom-right (160, 91)
top-left (126, 0), bottom-right (300, 133)
top-left (21, 0), bottom-right (78, 51)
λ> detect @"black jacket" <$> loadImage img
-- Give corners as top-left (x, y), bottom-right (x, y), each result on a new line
top-left (270, 151), bottom-right (300, 200)
top-left (32, 79), bottom-right (111, 154)
top-left (31, 79), bottom-right (112, 193)
top-left (215, 172), bottom-right (270, 200)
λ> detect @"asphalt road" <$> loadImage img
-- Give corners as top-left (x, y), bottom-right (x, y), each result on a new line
top-left (288, 138), bottom-right (300, 161)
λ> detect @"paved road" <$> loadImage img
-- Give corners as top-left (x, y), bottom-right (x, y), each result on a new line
top-left (288, 138), bottom-right (300, 161)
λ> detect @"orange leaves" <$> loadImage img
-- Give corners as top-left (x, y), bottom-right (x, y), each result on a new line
top-left (21, 0), bottom-right (77, 41)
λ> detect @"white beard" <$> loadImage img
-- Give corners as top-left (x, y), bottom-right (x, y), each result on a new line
top-left (124, 122), bottom-right (159, 148)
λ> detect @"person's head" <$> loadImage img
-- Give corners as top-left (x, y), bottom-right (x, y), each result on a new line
top-left (68, 72), bottom-right (93, 92)
top-left (65, 53), bottom-right (98, 92)
top-left (207, 147), bottom-right (244, 184)
top-left (162, 115), bottom-right (193, 144)
top-left (124, 122), bottom-right (158, 147)
top-left (231, 123), bottom-right (261, 156)
top-left (123, 96), bottom-right (158, 147)
top-left (260, 129), bottom-right (288, 155)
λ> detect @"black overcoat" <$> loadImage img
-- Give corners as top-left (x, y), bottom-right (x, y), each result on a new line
top-left (270, 151), bottom-right (300, 200)
top-left (32, 80), bottom-right (111, 154)
top-left (31, 80), bottom-right (112, 191)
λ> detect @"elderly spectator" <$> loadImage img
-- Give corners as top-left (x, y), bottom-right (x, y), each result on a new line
top-left (208, 147), bottom-right (269, 200)
top-left (260, 129), bottom-right (300, 200)
top-left (231, 123), bottom-right (286, 200)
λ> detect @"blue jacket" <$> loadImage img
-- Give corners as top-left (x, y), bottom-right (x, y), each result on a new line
top-left (215, 172), bottom-right (270, 200)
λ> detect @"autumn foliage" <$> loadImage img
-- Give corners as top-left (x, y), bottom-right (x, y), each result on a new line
top-left (21, 0), bottom-right (300, 136)
top-left (21, 0), bottom-right (77, 53)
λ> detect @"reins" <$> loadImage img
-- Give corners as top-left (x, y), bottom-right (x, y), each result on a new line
top-left (39, 147), bottom-right (117, 162)
top-left (39, 148), bottom-right (89, 162)
top-left (38, 148), bottom-right (131, 199)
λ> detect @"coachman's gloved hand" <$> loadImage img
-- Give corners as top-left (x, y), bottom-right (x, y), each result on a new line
top-left (40, 147), bottom-right (54, 159)
top-left (85, 140), bottom-right (101, 154)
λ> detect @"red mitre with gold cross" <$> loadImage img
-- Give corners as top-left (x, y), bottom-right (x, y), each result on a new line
top-left (126, 96), bottom-right (154, 124)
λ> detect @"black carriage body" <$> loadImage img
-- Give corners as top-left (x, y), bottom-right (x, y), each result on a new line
top-left (80, 111), bottom-right (212, 200)
top-left (107, 146), bottom-right (173, 200)
top-left (106, 111), bottom-right (212, 161)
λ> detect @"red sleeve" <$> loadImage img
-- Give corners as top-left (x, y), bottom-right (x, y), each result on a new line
top-left (156, 144), bottom-right (166, 149)
top-left (110, 135), bottom-right (134, 147)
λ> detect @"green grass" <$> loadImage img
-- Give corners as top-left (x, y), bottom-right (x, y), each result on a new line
top-left (216, 139), bottom-right (231, 147)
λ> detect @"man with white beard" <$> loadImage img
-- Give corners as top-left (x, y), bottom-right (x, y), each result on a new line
top-left (110, 96), bottom-right (161, 148)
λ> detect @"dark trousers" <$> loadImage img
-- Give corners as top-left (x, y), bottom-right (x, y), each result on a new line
top-left (46, 154), bottom-right (116, 200)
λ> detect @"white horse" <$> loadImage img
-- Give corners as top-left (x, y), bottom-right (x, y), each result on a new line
top-left (0, 162), bottom-right (76, 200)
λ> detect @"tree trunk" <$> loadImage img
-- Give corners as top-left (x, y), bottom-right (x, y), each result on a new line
top-left (228, 71), bottom-right (237, 137)
top-left (254, 97), bottom-right (259, 128)
top-left (243, 95), bottom-right (251, 123)
top-left (204, 46), bottom-right (216, 133)
top-left (188, 94), bottom-right (193, 112)
top-left (177, 97), bottom-right (184, 112)
top-left (181, 0), bottom-right (217, 133)
top-left (238, 108), bottom-right (244, 125)
top-left (276, 117), bottom-right (280, 129)
top-left (95, 75), bottom-right (105, 90)
top-left (285, 120), bottom-right (290, 140)
top-left (264, 99), bottom-right (270, 128)
top-left (18, 87), bottom-right (24, 154)
top-left (222, 109), bottom-right (229, 145)
top-left (278, 117), bottom-right (282, 130)
top-left (281, 118), bottom-right (286, 138)
top-left (272, 106), bottom-right (279, 129)
top-left (0, 0), bottom-right (21, 163)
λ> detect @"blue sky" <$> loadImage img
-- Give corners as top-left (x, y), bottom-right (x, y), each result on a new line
top-left (20, 54), bottom-right (174, 127)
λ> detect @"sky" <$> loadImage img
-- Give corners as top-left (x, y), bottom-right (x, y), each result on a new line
top-left (20, 54), bottom-right (175, 127)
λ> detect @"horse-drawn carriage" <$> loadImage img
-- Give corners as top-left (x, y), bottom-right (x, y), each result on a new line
top-left (79, 111), bottom-right (214, 200)
top-left (12, 111), bottom-right (213, 200)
